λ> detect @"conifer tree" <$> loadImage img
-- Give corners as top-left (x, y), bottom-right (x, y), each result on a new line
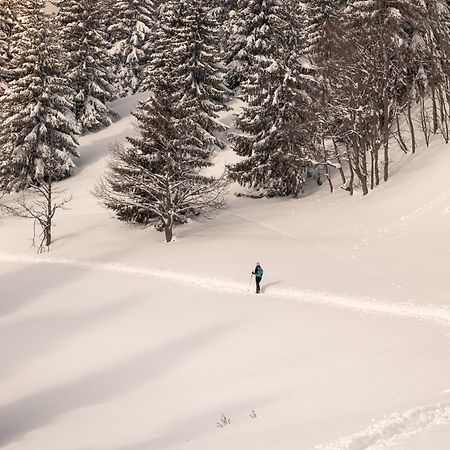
top-left (0, 0), bottom-right (79, 192)
top-left (96, 90), bottom-right (226, 242)
top-left (56, 0), bottom-right (117, 133)
top-left (228, 0), bottom-right (315, 196)
top-left (0, 0), bottom-right (19, 90)
top-left (303, 0), bottom-right (342, 58)
top-left (224, 0), bottom-right (278, 88)
top-left (108, 0), bottom-right (155, 96)
top-left (144, 0), bottom-right (228, 156)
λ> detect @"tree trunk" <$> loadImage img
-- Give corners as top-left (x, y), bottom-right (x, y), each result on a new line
top-left (383, 97), bottom-right (390, 182)
top-left (360, 151), bottom-right (369, 195)
top-left (353, 135), bottom-right (368, 196)
top-left (407, 101), bottom-right (416, 154)
top-left (325, 164), bottom-right (333, 193)
top-left (396, 114), bottom-right (409, 153)
top-left (331, 138), bottom-right (347, 185)
top-left (45, 181), bottom-right (52, 248)
top-left (431, 84), bottom-right (439, 134)
top-left (438, 86), bottom-right (449, 143)
top-left (374, 146), bottom-right (380, 186)
top-left (346, 143), bottom-right (354, 196)
top-left (370, 149), bottom-right (375, 190)
top-left (421, 98), bottom-right (430, 147)
top-left (164, 217), bottom-right (173, 243)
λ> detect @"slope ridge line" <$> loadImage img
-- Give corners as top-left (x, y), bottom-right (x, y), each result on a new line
top-left (0, 252), bottom-right (449, 327)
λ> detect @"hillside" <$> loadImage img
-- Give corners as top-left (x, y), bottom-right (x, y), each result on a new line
top-left (0, 94), bottom-right (449, 450)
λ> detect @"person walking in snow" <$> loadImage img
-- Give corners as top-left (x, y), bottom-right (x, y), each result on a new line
top-left (252, 262), bottom-right (264, 294)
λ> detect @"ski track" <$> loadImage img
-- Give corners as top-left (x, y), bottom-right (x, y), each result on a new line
top-left (316, 401), bottom-right (450, 450)
top-left (1, 252), bottom-right (450, 328)
top-left (363, 188), bottom-right (450, 243)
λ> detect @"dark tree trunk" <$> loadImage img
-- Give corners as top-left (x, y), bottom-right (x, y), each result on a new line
top-left (164, 216), bottom-right (173, 243)
top-left (396, 114), bottom-right (409, 153)
top-left (407, 101), bottom-right (416, 154)
top-left (431, 84), bottom-right (439, 134)
top-left (331, 138), bottom-right (347, 185)
top-left (45, 180), bottom-right (52, 248)
top-left (382, 97), bottom-right (390, 182)
top-left (346, 143), bottom-right (354, 196)
top-left (370, 149), bottom-right (375, 190)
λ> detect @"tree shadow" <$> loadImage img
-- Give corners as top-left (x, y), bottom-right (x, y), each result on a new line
top-left (0, 264), bottom-right (87, 317)
top-left (0, 323), bottom-right (231, 447)
top-left (0, 295), bottom-right (143, 379)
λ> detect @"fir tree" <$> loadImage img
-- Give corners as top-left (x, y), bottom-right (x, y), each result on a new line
top-left (224, 0), bottom-right (277, 88)
top-left (0, 0), bottom-right (79, 192)
top-left (56, 0), bottom-right (118, 133)
top-left (108, 0), bottom-right (155, 96)
top-left (144, 0), bottom-right (228, 156)
top-left (303, 0), bottom-right (343, 58)
top-left (229, 0), bottom-right (314, 196)
top-left (0, 0), bottom-right (19, 90)
top-left (96, 90), bottom-right (226, 242)
top-left (173, 0), bottom-right (229, 149)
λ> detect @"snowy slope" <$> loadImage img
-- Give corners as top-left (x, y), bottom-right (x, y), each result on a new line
top-left (0, 94), bottom-right (449, 450)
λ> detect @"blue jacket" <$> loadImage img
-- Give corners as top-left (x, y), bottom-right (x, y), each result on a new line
top-left (253, 265), bottom-right (263, 278)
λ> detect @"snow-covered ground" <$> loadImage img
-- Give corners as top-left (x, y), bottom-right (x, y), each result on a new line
top-left (1, 94), bottom-right (449, 450)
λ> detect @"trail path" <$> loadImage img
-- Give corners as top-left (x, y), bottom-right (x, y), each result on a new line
top-left (1, 252), bottom-right (449, 328)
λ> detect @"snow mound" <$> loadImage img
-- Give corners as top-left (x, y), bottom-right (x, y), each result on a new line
top-left (317, 402), bottom-right (450, 450)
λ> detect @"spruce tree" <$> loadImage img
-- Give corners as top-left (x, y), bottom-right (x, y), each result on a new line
top-left (224, 0), bottom-right (277, 88)
top-left (144, 0), bottom-right (228, 157)
top-left (174, 0), bottom-right (228, 149)
top-left (303, 0), bottom-right (343, 58)
top-left (96, 90), bottom-right (226, 242)
top-left (228, 0), bottom-right (314, 196)
top-left (0, 0), bottom-right (19, 90)
top-left (56, 0), bottom-right (117, 133)
top-left (0, 0), bottom-right (79, 192)
top-left (108, 0), bottom-right (155, 96)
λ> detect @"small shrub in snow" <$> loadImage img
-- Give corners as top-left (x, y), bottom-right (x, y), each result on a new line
top-left (216, 414), bottom-right (231, 428)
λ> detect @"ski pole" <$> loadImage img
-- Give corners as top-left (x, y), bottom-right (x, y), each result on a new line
top-left (247, 273), bottom-right (253, 292)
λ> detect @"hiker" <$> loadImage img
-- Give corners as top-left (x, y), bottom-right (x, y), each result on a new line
top-left (252, 262), bottom-right (264, 293)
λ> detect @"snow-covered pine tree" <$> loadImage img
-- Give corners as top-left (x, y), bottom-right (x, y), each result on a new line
top-left (56, 0), bottom-right (118, 133)
top-left (228, 0), bottom-right (315, 197)
top-left (173, 0), bottom-right (229, 149)
top-left (108, 0), bottom-right (155, 96)
top-left (0, 0), bottom-right (20, 91)
top-left (0, 0), bottom-right (79, 192)
top-left (211, 0), bottom-right (237, 22)
top-left (99, 0), bottom-right (118, 39)
top-left (144, 0), bottom-right (228, 157)
top-left (303, 0), bottom-right (343, 59)
top-left (224, 0), bottom-right (280, 89)
top-left (96, 89), bottom-right (226, 242)
top-left (210, 0), bottom-right (236, 72)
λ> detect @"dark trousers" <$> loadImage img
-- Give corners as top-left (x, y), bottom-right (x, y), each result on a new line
top-left (255, 276), bottom-right (262, 293)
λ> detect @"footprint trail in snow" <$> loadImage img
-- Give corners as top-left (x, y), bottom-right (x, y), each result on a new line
top-left (1, 252), bottom-right (449, 328)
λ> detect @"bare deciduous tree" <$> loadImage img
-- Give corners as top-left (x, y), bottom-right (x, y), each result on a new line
top-left (1, 179), bottom-right (71, 253)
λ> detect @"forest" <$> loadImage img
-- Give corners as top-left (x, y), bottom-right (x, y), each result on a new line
top-left (1, 0), bottom-right (450, 243)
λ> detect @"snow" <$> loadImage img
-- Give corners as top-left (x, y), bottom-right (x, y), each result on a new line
top-left (1, 93), bottom-right (450, 450)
